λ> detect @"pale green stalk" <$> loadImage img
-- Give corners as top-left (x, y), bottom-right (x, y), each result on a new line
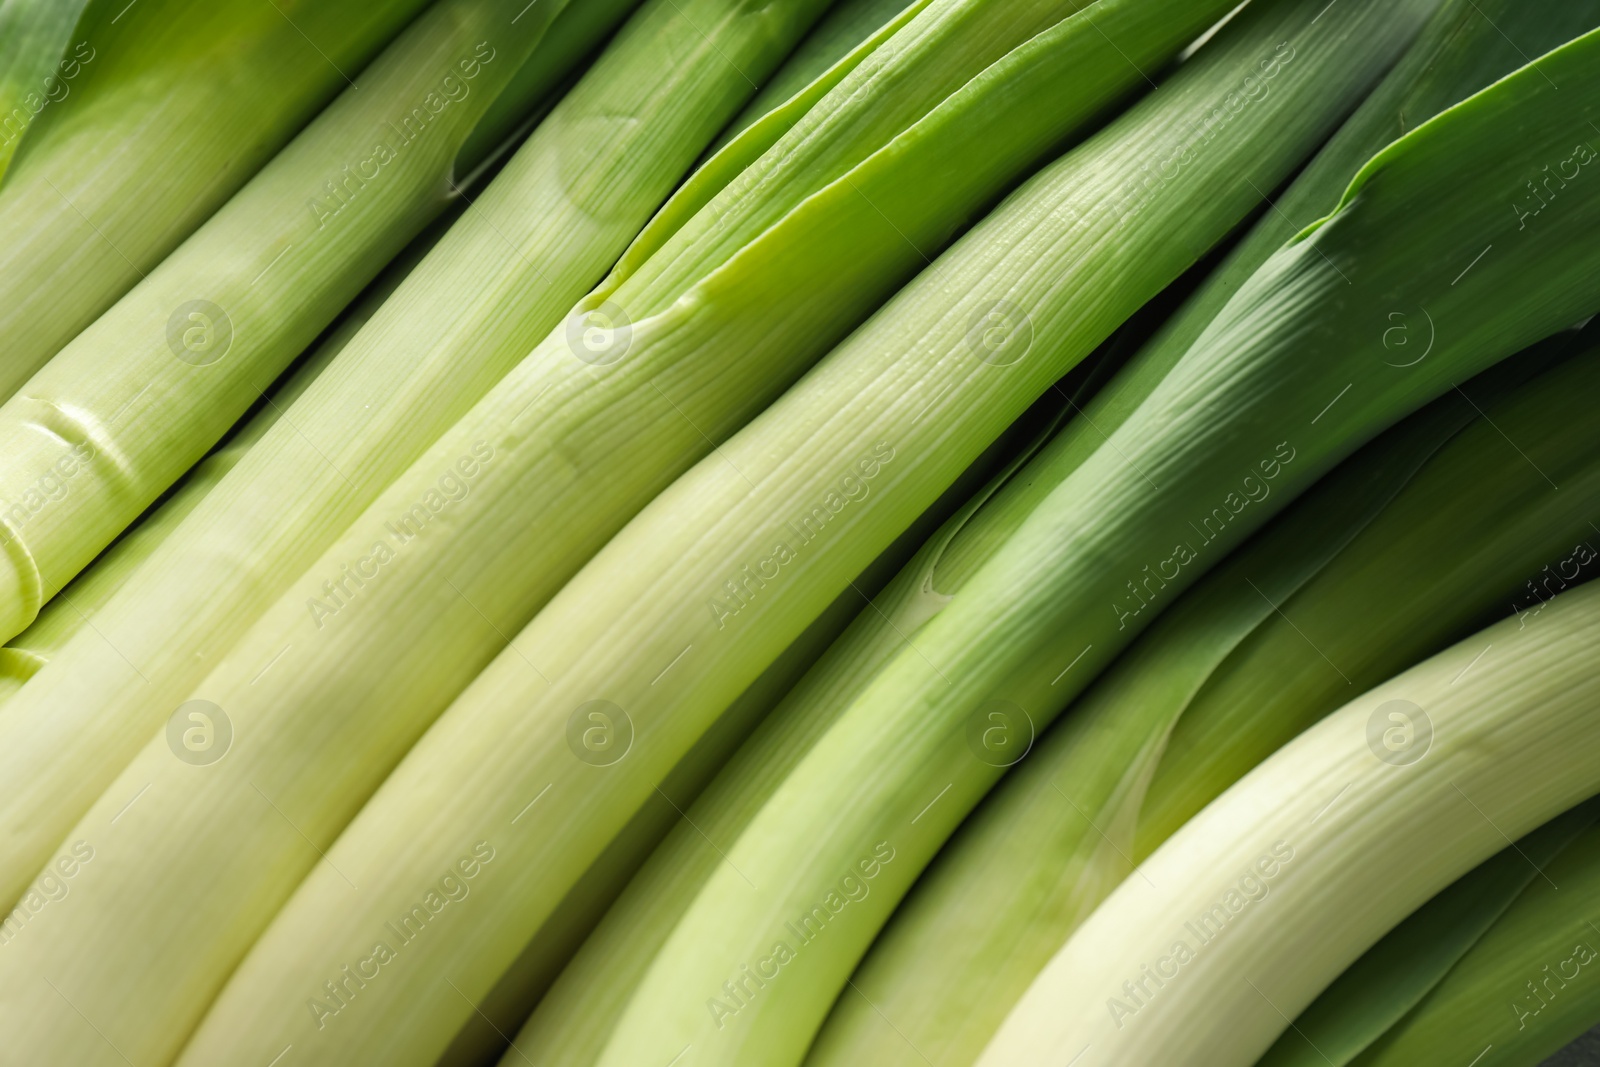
top-left (0, 0), bottom-right (1222, 902)
top-left (0, 210), bottom-right (456, 702)
top-left (809, 324), bottom-right (1600, 1066)
top-left (499, 272), bottom-right (1177, 1067)
top-left (802, 10), bottom-right (1600, 1045)
top-left (170, 1), bottom-right (1432, 1064)
top-left (0, 0), bottom-right (844, 1062)
top-left (1258, 802), bottom-right (1600, 1066)
top-left (715, 0), bottom-right (914, 148)
top-left (0, 0), bottom-right (583, 644)
top-left (584, 16), bottom-right (1600, 1067)
top-left (1002, 0), bottom-right (1600, 463)
top-left (11, 0), bottom-right (1237, 1053)
top-left (0, 0), bottom-right (434, 398)
top-left (979, 578), bottom-right (1600, 1066)
top-left (499, 402), bottom-right (1072, 1065)
top-left (0, 0), bottom-right (656, 909)
top-left (459, 399), bottom-right (1064, 1064)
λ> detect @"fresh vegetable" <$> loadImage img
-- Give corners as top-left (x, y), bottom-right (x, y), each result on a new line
top-left (583, 12), bottom-right (1600, 1067)
top-left (1259, 800), bottom-right (1600, 1067)
top-left (0, 207), bottom-right (459, 703)
top-left (809, 324), bottom-right (1600, 1066)
top-left (979, 577), bottom-right (1600, 1066)
top-left (1, 2), bottom-right (1596, 1064)
top-left (1298, 815), bottom-right (1600, 1067)
top-left (714, 0), bottom-right (913, 148)
top-left (0, 0), bottom-right (435, 399)
top-left (0, 0), bottom-right (584, 647)
top-left (0, 0), bottom-right (850, 1061)
top-left (0, 0), bottom-right (94, 180)
top-left (800, 9), bottom-right (1600, 1049)
top-left (0, 0), bottom-right (670, 912)
top-left (170, 1), bottom-right (1438, 1064)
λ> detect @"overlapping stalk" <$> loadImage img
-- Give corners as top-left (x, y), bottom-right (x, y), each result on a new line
top-left (0, 0), bottom-right (1238, 906)
top-left (506, 2), bottom-right (1548, 1048)
top-left (0, 1), bottom-right (844, 1062)
top-left (0, 0), bottom-right (658, 912)
top-left (980, 578), bottom-right (1600, 1066)
top-left (164, 1), bottom-right (1437, 1064)
top-left (716, 0), bottom-right (913, 147)
top-left (807, 327), bottom-right (1600, 1065)
top-left (1342, 824), bottom-right (1600, 1065)
top-left (0, 0), bottom-right (434, 398)
top-left (0, 0), bottom-right (585, 645)
top-left (496, 395), bottom-right (1076, 1065)
top-left (0, 212), bottom-right (454, 703)
top-left (1259, 802), bottom-right (1600, 1066)
top-left (1009, 0), bottom-right (1600, 459)
top-left (798, 12), bottom-right (1600, 1049)
top-left (574, 15), bottom-right (1600, 1067)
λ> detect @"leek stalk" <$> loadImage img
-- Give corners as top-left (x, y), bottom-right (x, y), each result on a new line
top-left (0, 0), bottom-right (434, 398)
top-left (811, 325), bottom-right (1600, 1065)
top-left (1339, 821), bottom-right (1600, 1066)
top-left (1259, 802), bottom-right (1600, 1066)
top-left (0, 0), bottom-right (846, 1062)
top-left (170, 1), bottom-right (1435, 1063)
top-left (0, 210), bottom-right (457, 702)
top-left (0, 0), bottom-right (94, 180)
top-left (0, 0), bottom-right (578, 645)
top-left (0, 0), bottom-right (667, 911)
top-left (803, 11), bottom-right (1600, 1049)
top-left (586, 16), bottom-right (1600, 1067)
top-left (978, 579), bottom-right (1600, 1065)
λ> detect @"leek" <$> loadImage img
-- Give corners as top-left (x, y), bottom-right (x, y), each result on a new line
top-left (516, 0), bottom-right (1558, 1040)
top-left (169, 1), bottom-right (1436, 1064)
top-left (0, 0), bottom-right (434, 398)
top-left (580, 15), bottom-right (1600, 1067)
top-left (804, 6), bottom-right (1600, 1042)
top-left (715, 0), bottom-right (913, 148)
top-left (0, 0), bottom-right (668, 910)
top-left (0, 0), bottom-right (839, 1061)
top-left (978, 579), bottom-right (1600, 1066)
top-left (1259, 802), bottom-right (1600, 1066)
top-left (1341, 821), bottom-right (1600, 1066)
top-left (459, 398), bottom-right (1069, 1064)
top-left (498, 394), bottom-right (1077, 1066)
top-left (0, 211), bottom-right (455, 701)
top-left (0, 0), bottom-right (582, 644)
top-left (810, 324), bottom-right (1600, 1066)
top-left (0, 0), bottom-right (1235, 921)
